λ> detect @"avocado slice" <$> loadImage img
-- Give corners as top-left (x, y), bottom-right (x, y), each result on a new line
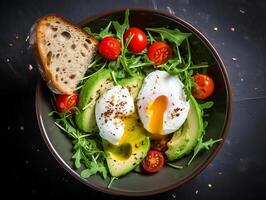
top-left (76, 69), bottom-right (114, 132)
top-left (118, 74), bottom-right (144, 99)
top-left (103, 75), bottom-right (150, 177)
top-left (103, 125), bottom-right (150, 177)
top-left (165, 96), bottom-right (203, 161)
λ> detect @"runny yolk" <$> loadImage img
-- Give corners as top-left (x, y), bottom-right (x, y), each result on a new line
top-left (147, 95), bottom-right (168, 135)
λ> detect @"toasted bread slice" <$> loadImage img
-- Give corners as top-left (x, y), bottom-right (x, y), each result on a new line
top-left (33, 15), bottom-right (98, 94)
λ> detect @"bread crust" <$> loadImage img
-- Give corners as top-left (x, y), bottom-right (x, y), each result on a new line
top-left (33, 14), bottom-right (98, 94)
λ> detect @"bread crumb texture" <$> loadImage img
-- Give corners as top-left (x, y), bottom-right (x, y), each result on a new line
top-left (38, 16), bottom-right (97, 93)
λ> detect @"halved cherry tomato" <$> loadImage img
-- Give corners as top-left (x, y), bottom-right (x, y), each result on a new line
top-left (123, 27), bottom-right (147, 53)
top-left (56, 93), bottom-right (78, 112)
top-left (142, 150), bottom-right (164, 173)
top-left (98, 37), bottom-right (121, 60)
top-left (192, 74), bottom-right (214, 99)
top-left (147, 41), bottom-right (172, 66)
top-left (151, 135), bottom-right (171, 153)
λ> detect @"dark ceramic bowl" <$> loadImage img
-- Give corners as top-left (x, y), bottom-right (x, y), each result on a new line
top-left (35, 8), bottom-right (232, 196)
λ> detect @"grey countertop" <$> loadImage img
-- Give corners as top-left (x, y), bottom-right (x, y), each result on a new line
top-left (2, 0), bottom-right (266, 199)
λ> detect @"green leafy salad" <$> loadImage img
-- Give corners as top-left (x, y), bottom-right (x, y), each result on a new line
top-left (49, 9), bottom-right (221, 187)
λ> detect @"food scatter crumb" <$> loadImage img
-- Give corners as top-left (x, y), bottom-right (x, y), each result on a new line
top-left (25, 35), bottom-right (30, 42)
top-left (195, 190), bottom-right (199, 194)
top-left (172, 193), bottom-right (176, 199)
top-left (208, 184), bottom-right (212, 188)
top-left (218, 172), bottom-right (222, 175)
top-left (15, 35), bottom-right (19, 39)
top-left (230, 27), bottom-right (235, 32)
top-left (240, 78), bottom-right (244, 82)
top-left (25, 160), bottom-right (29, 164)
top-left (20, 126), bottom-right (24, 130)
top-left (240, 9), bottom-right (246, 14)
top-left (232, 57), bottom-right (237, 61)
top-left (8, 125), bottom-right (11, 130)
top-left (28, 64), bottom-right (33, 71)
top-left (213, 27), bottom-right (218, 31)
top-left (6, 58), bottom-right (10, 62)
top-left (44, 167), bottom-right (48, 171)
top-left (9, 43), bottom-right (13, 47)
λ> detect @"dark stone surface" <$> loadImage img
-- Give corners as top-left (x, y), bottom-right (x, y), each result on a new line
top-left (2, 0), bottom-right (266, 199)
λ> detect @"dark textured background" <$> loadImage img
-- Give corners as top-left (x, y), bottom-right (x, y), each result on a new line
top-left (2, 0), bottom-right (266, 199)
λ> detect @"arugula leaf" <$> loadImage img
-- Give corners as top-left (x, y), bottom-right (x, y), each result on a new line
top-left (83, 21), bottom-right (114, 40)
top-left (147, 31), bottom-right (155, 44)
top-left (199, 101), bottom-right (214, 110)
top-left (166, 162), bottom-right (183, 169)
top-left (50, 109), bottom-right (108, 179)
top-left (108, 177), bottom-right (118, 188)
top-left (81, 162), bottom-right (107, 179)
top-left (72, 148), bottom-right (82, 168)
top-left (146, 27), bottom-right (191, 46)
top-left (112, 8), bottom-right (129, 48)
top-left (188, 137), bottom-right (222, 165)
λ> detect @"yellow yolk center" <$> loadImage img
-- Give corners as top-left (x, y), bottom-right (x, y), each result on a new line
top-left (108, 114), bottom-right (145, 161)
top-left (147, 95), bottom-right (168, 135)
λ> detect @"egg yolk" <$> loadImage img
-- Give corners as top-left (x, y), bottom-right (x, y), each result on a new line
top-left (146, 95), bottom-right (168, 135)
top-left (109, 115), bottom-right (144, 161)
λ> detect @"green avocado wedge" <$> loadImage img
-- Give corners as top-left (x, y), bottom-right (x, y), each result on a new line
top-left (119, 75), bottom-right (144, 99)
top-left (103, 132), bottom-right (150, 177)
top-left (103, 75), bottom-right (150, 177)
top-left (75, 69), bottom-right (114, 132)
top-left (166, 96), bottom-right (203, 161)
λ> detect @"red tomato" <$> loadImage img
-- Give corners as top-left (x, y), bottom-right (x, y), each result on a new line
top-left (98, 37), bottom-right (121, 60)
top-left (147, 41), bottom-right (172, 66)
top-left (151, 135), bottom-right (171, 153)
top-left (123, 27), bottom-right (147, 53)
top-left (56, 93), bottom-right (78, 112)
top-left (192, 74), bottom-right (214, 99)
top-left (142, 150), bottom-right (164, 173)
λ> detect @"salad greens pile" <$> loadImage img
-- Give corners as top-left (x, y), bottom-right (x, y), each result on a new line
top-left (49, 9), bottom-right (221, 184)
top-left (49, 109), bottom-right (107, 178)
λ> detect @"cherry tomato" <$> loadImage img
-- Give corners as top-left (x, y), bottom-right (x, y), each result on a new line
top-left (98, 37), bottom-right (121, 60)
top-left (56, 93), bottom-right (78, 112)
top-left (192, 74), bottom-right (214, 99)
top-left (123, 27), bottom-right (147, 53)
top-left (147, 41), bottom-right (172, 66)
top-left (151, 135), bottom-right (171, 153)
top-left (142, 150), bottom-right (164, 173)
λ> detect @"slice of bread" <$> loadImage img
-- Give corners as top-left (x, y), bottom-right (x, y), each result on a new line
top-left (33, 15), bottom-right (98, 94)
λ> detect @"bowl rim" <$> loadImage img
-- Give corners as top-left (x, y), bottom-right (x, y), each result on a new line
top-left (35, 7), bottom-right (232, 197)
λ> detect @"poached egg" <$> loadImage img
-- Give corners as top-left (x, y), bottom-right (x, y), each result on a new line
top-left (137, 70), bottom-right (190, 136)
top-left (95, 85), bottom-right (135, 145)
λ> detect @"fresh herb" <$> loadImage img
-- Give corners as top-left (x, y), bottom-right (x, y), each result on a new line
top-left (108, 177), bottom-right (118, 188)
top-left (112, 8), bottom-right (129, 48)
top-left (188, 137), bottom-right (223, 165)
top-left (84, 21), bottom-right (114, 40)
top-left (50, 110), bottom-right (107, 179)
top-left (166, 162), bottom-right (183, 169)
top-left (199, 101), bottom-right (214, 110)
top-left (146, 27), bottom-right (191, 47)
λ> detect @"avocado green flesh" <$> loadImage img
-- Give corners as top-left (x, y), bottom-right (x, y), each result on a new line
top-left (118, 75), bottom-right (144, 99)
top-left (103, 75), bottom-right (150, 177)
top-left (75, 69), bottom-right (114, 132)
top-left (166, 96), bottom-right (203, 161)
top-left (103, 137), bottom-right (150, 177)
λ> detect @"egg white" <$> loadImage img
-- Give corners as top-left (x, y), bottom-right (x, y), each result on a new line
top-left (95, 85), bottom-right (134, 145)
top-left (137, 70), bottom-right (190, 135)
